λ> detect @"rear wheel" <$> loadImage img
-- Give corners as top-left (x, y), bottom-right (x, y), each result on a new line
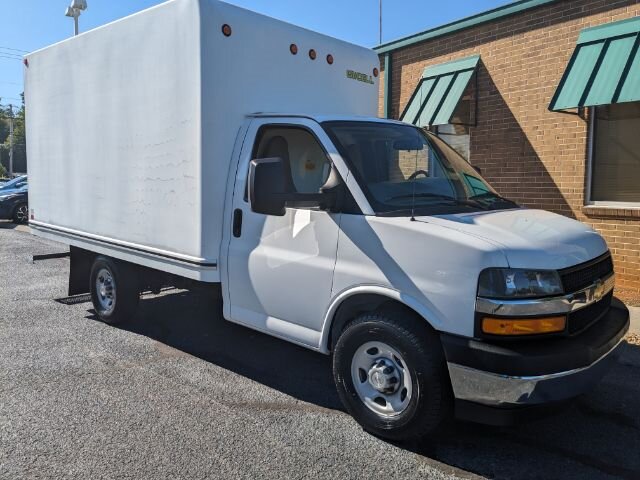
top-left (333, 312), bottom-right (451, 441)
top-left (12, 203), bottom-right (28, 224)
top-left (90, 256), bottom-right (140, 325)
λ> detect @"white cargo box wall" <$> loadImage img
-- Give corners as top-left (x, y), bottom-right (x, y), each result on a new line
top-left (25, 0), bottom-right (379, 281)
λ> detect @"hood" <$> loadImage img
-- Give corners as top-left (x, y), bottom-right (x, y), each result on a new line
top-left (418, 209), bottom-right (608, 270)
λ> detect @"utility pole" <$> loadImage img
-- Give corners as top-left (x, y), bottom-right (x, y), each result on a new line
top-left (8, 104), bottom-right (14, 178)
top-left (379, 0), bottom-right (383, 44)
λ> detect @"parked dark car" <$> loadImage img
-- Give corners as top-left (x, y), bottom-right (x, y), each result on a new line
top-left (0, 186), bottom-right (28, 224)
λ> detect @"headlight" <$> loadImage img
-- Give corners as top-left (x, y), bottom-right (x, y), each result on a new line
top-left (478, 268), bottom-right (563, 298)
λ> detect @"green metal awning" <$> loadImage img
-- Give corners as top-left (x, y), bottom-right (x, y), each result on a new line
top-left (400, 55), bottom-right (480, 127)
top-left (550, 17), bottom-right (640, 111)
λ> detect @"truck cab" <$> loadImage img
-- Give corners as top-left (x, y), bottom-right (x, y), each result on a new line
top-left (221, 114), bottom-right (629, 439)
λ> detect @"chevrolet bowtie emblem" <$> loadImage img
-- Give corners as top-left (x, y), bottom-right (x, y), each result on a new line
top-left (593, 278), bottom-right (605, 301)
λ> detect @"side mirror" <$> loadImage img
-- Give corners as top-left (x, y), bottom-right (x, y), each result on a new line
top-left (249, 157), bottom-right (287, 216)
top-left (249, 157), bottom-right (341, 216)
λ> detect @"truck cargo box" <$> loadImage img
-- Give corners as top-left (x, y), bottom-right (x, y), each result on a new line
top-left (25, 0), bottom-right (378, 281)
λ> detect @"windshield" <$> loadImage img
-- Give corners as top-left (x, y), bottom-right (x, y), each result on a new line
top-left (0, 176), bottom-right (27, 191)
top-left (322, 121), bottom-right (518, 216)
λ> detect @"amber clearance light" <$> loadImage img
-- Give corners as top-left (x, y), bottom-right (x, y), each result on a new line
top-left (482, 316), bottom-right (566, 336)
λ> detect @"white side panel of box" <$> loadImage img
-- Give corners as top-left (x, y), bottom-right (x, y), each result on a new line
top-left (25, 0), bottom-right (209, 268)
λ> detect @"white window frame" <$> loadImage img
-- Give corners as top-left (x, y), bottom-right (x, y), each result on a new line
top-left (585, 106), bottom-right (640, 208)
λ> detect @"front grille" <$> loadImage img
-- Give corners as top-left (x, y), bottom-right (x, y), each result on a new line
top-left (567, 291), bottom-right (613, 335)
top-left (560, 253), bottom-right (614, 294)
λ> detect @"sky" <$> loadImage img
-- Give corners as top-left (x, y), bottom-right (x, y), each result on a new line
top-left (0, 0), bottom-right (513, 105)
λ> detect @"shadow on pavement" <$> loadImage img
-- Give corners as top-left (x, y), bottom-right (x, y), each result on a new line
top-left (0, 220), bottom-right (19, 230)
top-left (86, 288), bottom-right (640, 479)
top-left (89, 287), bottom-right (343, 412)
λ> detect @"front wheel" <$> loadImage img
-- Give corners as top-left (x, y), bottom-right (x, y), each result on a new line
top-left (90, 256), bottom-right (140, 325)
top-left (333, 312), bottom-right (451, 441)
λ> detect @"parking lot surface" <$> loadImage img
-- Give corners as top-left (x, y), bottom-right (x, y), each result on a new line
top-left (1, 223), bottom-right (640, 479)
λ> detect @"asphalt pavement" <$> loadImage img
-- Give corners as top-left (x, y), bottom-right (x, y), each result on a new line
top-left (1, 222), bottom-right (640, 479)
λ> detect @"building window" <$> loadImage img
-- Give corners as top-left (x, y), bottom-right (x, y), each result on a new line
top-left (434, 124), bottom-right (471, 161)
top-left (589, 102), bottom-right (640, 205)
top-left (430, 74), bottom-right (475, 161)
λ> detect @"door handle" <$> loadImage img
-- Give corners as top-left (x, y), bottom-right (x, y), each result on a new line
top-left (232, 209), bottom-right (243, 238)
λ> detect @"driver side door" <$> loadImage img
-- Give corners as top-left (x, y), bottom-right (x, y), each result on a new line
top-left (225, 118), bottom-right (342, 348)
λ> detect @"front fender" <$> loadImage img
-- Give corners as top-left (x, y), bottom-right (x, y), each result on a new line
top-left (318, 284), bottom-right (446, 354)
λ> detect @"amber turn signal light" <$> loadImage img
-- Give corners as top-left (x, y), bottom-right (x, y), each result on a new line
top-left (481, 316), bottom-right (566, 336)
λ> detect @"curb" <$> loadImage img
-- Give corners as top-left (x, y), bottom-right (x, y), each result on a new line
top-left (628, 305), bottom-right (640, 335)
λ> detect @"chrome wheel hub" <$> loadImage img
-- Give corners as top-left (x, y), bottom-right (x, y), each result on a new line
top-left (351, 341), bottom-right (412, 417)
top-left (368, 358), bottom-right (401, 394)
top-left (95, 268), bottom-right (116, 314)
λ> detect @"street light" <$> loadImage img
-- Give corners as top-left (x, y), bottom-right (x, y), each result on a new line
top-left (65, 0), bottom-right (88, 37)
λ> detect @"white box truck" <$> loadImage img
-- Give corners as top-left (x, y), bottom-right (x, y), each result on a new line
top-left (25, 0), bottom-right (629, 440)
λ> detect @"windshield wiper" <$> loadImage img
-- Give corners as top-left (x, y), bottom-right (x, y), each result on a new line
top-left (469, 192), bottom-right (518, 206)
top-left (385, 193), bottom-right (489, 210)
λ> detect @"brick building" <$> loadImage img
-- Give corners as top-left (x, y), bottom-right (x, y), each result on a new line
top-left (375, 0), bottom-right (640, 293)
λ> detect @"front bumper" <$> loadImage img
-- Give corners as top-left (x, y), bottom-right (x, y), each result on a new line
top-left (441, 298), bottom-right (629, 421)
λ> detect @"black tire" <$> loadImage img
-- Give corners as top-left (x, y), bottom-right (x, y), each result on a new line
top-left (12, 203), bottom-right (28, 224)
top-left (89, 256), bottom-right (140, 325)
top-left (333, 312), bottom-right (451, 441)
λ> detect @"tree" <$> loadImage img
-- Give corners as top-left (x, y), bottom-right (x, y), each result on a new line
top-left (0, 95), bottom-right (27, 175)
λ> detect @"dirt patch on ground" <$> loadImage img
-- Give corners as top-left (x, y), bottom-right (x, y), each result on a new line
top-left (615, 288), bottom-right (640, 307)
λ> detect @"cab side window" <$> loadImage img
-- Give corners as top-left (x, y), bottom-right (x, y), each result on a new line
top-left (252, 127), bottom-right (331, 194)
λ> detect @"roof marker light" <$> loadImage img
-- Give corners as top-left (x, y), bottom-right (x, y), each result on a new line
top-left (23, 58), bottom-right (29, 67)
top-left (309, 49), bottom-right (316, 60)
top-left (290, 43), bottom-right (298, 55)
top-left (373, 67), bottom-right (379, 77)
top-left (326, 54), bottom-right (334, 65)
top-left (222, 24), bottom-right (232, 37)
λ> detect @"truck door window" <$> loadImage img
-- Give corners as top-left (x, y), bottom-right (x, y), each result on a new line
top-left (252, 126), bottom-right (331, 194)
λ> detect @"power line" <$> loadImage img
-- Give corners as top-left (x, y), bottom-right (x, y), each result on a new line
top-left (0, 46), bottom-right (29, 53)
top-left (0, 55), bottom-right (23, 61)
